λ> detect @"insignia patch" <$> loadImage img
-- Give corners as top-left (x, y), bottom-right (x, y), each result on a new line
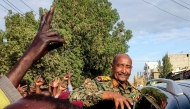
top-left (112, 79), bottom-right (118, 88)
top-left (96, 76), bottom-right (111, 82)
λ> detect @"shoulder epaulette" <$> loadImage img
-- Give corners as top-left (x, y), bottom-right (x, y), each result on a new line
top-left (112, 79), bottom-right (119, 88)
top-left (96, 76), bottom-right (111, 82)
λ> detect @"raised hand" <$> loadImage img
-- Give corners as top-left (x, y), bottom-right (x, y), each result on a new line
top-left (63, 73), bottom-right (73, 81)
top-left (17, 84), bottom-right (28, 94)
top-left (52, 77), bottom-right (60, 88)
top-left (49, 81), bottom-right (53, 87)
top-left (83, 78), bottom-right (91, 84)
top-left (52, 77), bottom-right (60, 97)
top-left (25, 7), bottom-right (66, 62)
top-left (62, 75), bottom-right (69, 81)
top-left (35, 77), bottom-right (44, 86)
top-left (58, 84), bottom-right (67, 91)
top-left (6, 7), bottom-right (66, 87)
top-left (67, 73), bottom-right (73, 78)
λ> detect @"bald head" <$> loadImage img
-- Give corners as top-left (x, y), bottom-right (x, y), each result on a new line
top-left (112, 54), bottom-right (132, 65)
top-left (111, 54), bottom-right (132, 83)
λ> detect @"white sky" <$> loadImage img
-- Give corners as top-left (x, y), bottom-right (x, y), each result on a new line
top-left (1, 0), bottom-right (190, 82)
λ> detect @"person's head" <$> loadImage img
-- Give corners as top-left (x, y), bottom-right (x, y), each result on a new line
top-left (41, 90), bottom-right (51, 96)
top-left (83, 78), bottom-right (91, 84)
top-left (111, 54), bottom-right (132, 83)
top-left (5, 94), bottom-right (80, 109)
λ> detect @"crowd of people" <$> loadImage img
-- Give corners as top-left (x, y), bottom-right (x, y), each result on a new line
top-left (16, 73), bottom-right (73, 98)
top-left (0, 7), bottom-right (141, 109)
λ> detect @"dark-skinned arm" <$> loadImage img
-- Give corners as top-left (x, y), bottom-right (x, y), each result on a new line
top-left (0, 7), bottom-right (66, 108)
top-left (5, 7), bottom-right (66, 88)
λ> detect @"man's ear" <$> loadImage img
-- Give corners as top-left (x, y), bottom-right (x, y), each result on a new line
top-left (110, 63), bottom-right (113, 69)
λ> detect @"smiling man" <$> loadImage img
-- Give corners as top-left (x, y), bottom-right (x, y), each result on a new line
top-left (69, 54), bottom-right (141, 109)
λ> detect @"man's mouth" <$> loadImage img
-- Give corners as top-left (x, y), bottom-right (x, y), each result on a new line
top-left (117, 72), bottom-right (129, 77)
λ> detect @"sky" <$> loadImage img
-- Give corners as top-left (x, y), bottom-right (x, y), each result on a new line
top-left (0, 0), bottom-right (190, 82)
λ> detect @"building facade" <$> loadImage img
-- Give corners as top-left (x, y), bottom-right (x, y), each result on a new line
top-left (143, 62), bottom-right (159, 80)
top-left (168, 53), bottom-right (190, 71)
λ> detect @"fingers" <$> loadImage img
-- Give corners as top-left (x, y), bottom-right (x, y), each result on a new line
top-left (115, 99), bottom-right (119, 109)
top-left (45, 30), bottom-right (59, 37)
top-left (38, 13), bottom-right (46, 31)
top-left (39, 28), bottom-right (67, 49)
top-left (114, 98), bottom-right (133, 109)
top-left (22, 85), bottom-right (28, 91)
top-left (120, 101), bottom-right (124, 109)
top-left (123, 100), bottom-right (131, 109)
top-left (115, 100), bottom-right (124, 109)
top-left (47, 39), bottom-right (66, 51)
top-left (36, 78), bottom-right (44, 83)
top-left (41, 7), bottom-right (54, 32)
top-left (126, 98), bottom-right (133, 106)
top-left (21, 85), bottom-right (27, 88)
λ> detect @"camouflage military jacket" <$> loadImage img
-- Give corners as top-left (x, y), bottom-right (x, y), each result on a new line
top-left (69, 76), bottom-right (140, 107)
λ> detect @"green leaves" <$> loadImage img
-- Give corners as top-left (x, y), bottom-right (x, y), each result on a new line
top-left (0, 0), bottom-right (132, 87)
top-left (159, 54), bottom-right (173, 78)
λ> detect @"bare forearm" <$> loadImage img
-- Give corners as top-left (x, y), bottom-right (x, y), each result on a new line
top-left (53, 87), bottom-right (58, 97)
top-left (6, 55), bottom-right (33, 88)
top-left (68, 78), bottom-right (71, 85)
top-left (57, 89), bottom-right (62, 96)
top-left (61, 80), bottom-right (65, 84)
top-left (36, 85), bottom-right (41, 94)
top-left (48, 86), bottom-right (52, 94)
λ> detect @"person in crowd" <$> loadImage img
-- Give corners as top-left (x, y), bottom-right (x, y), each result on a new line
top-left (4, 94), bottom-right (80, 109)
top-left (0, 7), bottom-right (66, 108)
top-left (48, 81), bottom-right (53, 95)
top-left (35, 77), bottom-right (44, 94)
top-left (64, 73), bottom-right (73, 92)
top-left (35, 77), bottom-right (51, 96)
top-left (17, 81), bottom-right (28, 97)
top-left (69, 54), bottom-right (141, 109)
top-left (56, 83), bottom-right (68, 98)
top-left (55, 73), bottom-right (74, 98)
top-left (83, 78), bottom-right (91, 84)
top-left (28, 84), bottom-right (36, 95)
top-left (52, 77), bottom-right (60, 97)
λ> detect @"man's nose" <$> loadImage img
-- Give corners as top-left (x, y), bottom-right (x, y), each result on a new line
top-left (121, 67), bottom-right (127, 73)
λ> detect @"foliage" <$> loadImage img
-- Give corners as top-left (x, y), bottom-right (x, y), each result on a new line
top-left (159, 54), bottom-right (173, 78)
top-left (157, 60), bottom-right (162, 74)
top-left (0, 0), bottom-right (132, 87)
top-left (52, 0), bottom-right (132, 78)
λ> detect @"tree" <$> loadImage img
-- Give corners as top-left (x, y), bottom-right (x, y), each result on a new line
top-left (159, 54), bottom-right (173, 78)
top-left (157, 60), bottom-right (162, 75)
top-left (52, 0), bottom-right (132, 78)
top-left (0, 0), bottom-right (132, 87)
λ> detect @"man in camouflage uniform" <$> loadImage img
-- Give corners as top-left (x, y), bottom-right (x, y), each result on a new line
top-left (69, 54), bottom-right (141, 109)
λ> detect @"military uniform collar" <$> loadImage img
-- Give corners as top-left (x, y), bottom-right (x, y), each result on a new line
top-left (111, 76), bottom-right (131, 89)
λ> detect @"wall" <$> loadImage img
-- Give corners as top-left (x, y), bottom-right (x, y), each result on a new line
top-left (168, 53), bottom-right (190, 70)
